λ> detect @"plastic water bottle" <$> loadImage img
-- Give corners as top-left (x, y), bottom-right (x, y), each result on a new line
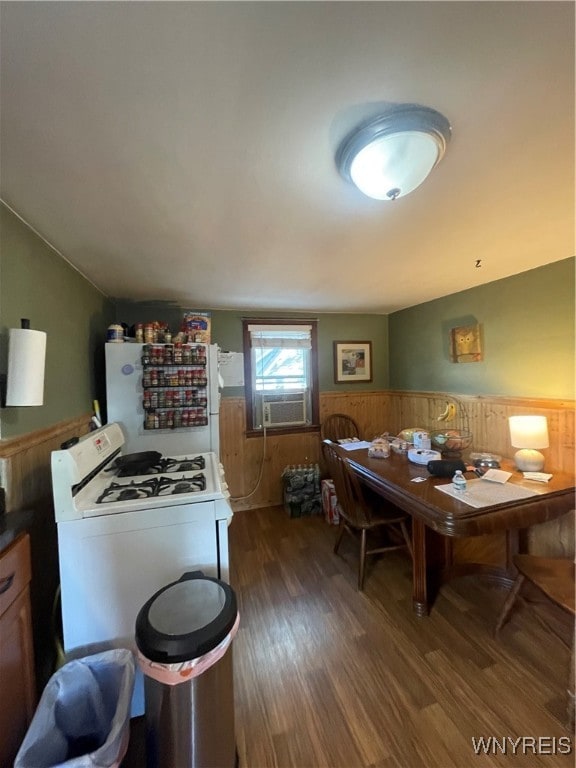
top-left (452, 469), bottom-right (467, 494)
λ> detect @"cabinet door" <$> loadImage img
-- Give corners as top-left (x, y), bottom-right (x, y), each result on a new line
top-left (0, 585), bottom-right (36, 768)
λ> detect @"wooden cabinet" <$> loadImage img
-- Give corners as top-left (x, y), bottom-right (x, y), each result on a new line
top-left (0, 533), bottom-right (36, 768)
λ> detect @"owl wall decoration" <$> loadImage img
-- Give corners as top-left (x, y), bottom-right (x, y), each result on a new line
top-left (450, 324), bottom-right (483, 363)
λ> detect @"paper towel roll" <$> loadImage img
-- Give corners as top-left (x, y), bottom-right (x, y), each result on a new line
top-left (6, 328), bottom-right (47, 406)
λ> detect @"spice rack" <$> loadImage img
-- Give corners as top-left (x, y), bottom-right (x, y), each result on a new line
top-left (141, 343), bottom-right (208, 430)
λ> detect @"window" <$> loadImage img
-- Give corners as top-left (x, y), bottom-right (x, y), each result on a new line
top-left (242, 318), bottom-right (319, 433)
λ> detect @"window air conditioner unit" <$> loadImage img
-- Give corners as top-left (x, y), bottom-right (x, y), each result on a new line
top-left (262, 392), bottom-right (307, 427)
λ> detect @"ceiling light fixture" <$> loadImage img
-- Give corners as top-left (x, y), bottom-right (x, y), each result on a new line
top-left (336, 104), bottom-right (451, 201)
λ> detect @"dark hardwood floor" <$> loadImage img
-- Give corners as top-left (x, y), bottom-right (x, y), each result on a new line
top-left (124, 506), bottom-right (574, 768)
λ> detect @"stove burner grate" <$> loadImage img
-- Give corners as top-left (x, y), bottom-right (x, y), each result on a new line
top-left (157, 474), bottom-right (207, 496)
top-left (96, 473), bottom-right (207, 503)
top-left (97, 479), bottom-right (157, 504)
top-left (160, 456), bottom-right (206, 473)
top-left (114, 454), bottom-right (206, 477)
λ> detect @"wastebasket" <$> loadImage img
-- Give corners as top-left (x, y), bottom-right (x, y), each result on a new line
top-left (135, 571), bottom-right (239, 768)
top-left (14, 649), bottom-right (135, 768)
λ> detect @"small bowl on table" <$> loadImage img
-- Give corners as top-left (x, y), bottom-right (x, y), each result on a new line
top-left (469, 452), bottom-right (502, 469)
top-left (430, 429), bottom-right (473, 458)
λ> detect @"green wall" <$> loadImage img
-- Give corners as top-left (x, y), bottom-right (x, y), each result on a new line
top-left (388, 258), bottom-right (575, 399)
top-left (0, 204), bottom-right (115, 438)
top-left (115, 302), bottom-right (390, 396)
top-left (2, 201), bottom-right (572, 443)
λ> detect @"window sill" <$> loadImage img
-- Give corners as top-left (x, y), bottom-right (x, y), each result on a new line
top-left (246, 424), bottom-right (320, 438)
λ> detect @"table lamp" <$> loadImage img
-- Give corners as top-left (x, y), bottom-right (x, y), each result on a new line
top-left (508, 415), bottom-right (549, 471)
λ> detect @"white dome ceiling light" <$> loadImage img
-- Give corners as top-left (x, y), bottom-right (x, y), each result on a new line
top-left (336, 104), bottom-right (452, 201)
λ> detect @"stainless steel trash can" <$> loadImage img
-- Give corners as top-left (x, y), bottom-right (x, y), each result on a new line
top-left (135, 571), bottom-right (239, 768)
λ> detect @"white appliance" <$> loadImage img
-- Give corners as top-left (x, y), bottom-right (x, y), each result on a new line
top-left (262, 391), bottom-right (307, 427)
top-left (51, 422), bottom-right (233, 716)
top-left (407, 448), bottom-right (442, 465)
top-left (105, 342), bottom-right (221, 456)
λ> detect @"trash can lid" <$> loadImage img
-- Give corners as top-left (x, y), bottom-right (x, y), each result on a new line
top-left (135, 571), bottom-right (237, 663)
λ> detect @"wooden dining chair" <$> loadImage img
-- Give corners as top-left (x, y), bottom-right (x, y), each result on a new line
top-left (495, 554), bottom-right (575, 727)
top-left (322, 440), bottom-right (413, 590)
top-left (321, 413), bottom-right (361, 443)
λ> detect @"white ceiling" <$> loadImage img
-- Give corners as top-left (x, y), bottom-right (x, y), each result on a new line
top-left (1, 1), bottom-right (574, 314)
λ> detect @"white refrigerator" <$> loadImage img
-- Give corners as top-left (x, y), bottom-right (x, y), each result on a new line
top-left (105, 342), bottom-right (221, 455)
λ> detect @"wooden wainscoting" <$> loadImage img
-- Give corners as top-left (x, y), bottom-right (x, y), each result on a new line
top-left (220, 391), bottom-right (574, 557)
top-left (384, 391), bottom-right (575, 475)
top-left (318, 390), bottom-right (393, 439)
top-left (221, 391), bottom-right (575, 503)
top-left (220, 391), bottom-right (394, 511)
top-left (0, 414), bottom-right (92, 514)
top-left (382, 391), bottom-right (575, 561)
top-left (220, 397), bottom-right (322, 511)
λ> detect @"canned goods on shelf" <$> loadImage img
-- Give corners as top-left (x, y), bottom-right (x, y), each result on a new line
top-left (107, 324), bottom-right (124, 343)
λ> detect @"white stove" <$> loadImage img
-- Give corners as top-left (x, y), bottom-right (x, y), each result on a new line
top-left (52, 422), bottom-right (230, 519)
top-left (50, 423), bottom-right (233, 716)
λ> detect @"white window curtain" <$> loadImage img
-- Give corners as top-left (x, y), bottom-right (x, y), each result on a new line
top-left (248, 325), bottom-right (312, 349)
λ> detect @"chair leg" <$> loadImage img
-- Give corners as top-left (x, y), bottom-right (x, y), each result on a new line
top-left (358, 529), bottom-right (367, 591)
top-left (495, 573), bottom-right (525, 636)
top-left (334, 523), bottom-right (346, 555)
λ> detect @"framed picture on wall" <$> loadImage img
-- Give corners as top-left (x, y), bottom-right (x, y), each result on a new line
top-left (449, 323), bottom-right (483, 363)
top-left (333, 341), bottom-right (372, 383)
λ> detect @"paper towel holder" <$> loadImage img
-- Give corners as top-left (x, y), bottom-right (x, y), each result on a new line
top-left (4, 318), bottom-right (47, 407)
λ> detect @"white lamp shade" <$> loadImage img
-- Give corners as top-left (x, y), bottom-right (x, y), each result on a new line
top-left (509, 415), bottom-right (549, 449)
top-left (349, 130), bottom-right (441, 200)
top-left (509, 415), bottom-right (549, 471)
top-left (6, 327), bottom-right (47, 406)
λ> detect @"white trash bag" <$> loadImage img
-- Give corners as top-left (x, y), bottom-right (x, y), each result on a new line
top-left (15, 649), bottom-right (135, 768)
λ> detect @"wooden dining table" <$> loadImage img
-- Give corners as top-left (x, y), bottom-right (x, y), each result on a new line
top-left (340, 446), bottom-right (575, 616)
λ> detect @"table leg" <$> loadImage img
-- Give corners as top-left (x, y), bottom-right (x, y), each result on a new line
top-left (505, 528), bottom-right (519, 574)
top-left (412, 519), bottom-right (429, 617)
top-left (504, 528), bottom-right (531, 579)
top-left (412, 521), bottom-right (452, 616)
